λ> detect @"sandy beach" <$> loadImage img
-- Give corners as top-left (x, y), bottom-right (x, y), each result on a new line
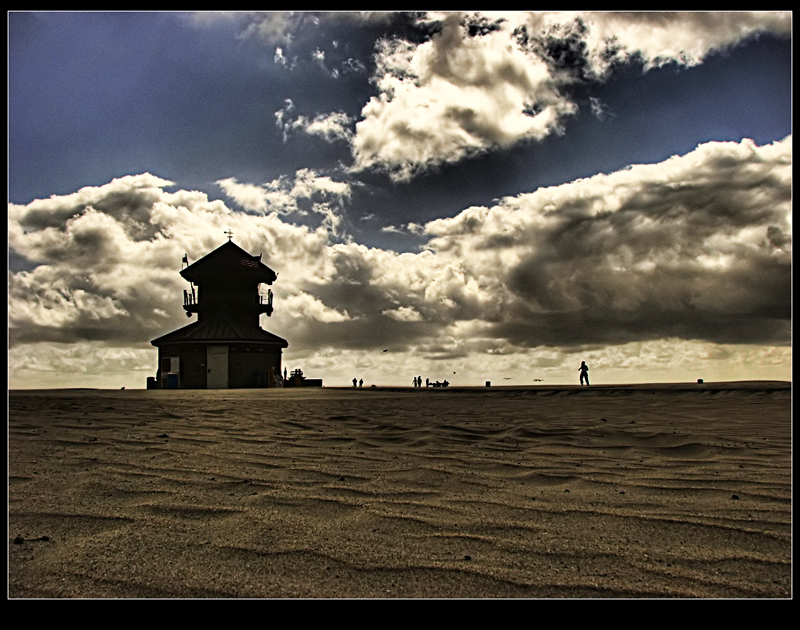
top-left (8, 382), bottom-right (791, 599)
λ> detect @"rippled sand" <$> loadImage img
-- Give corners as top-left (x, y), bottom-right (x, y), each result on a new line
top-left (8, 383), bottom-right (791, 598)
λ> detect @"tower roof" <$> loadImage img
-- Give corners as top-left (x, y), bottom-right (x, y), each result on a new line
top-left (181, 240), bottom-right (277, 285)
top-left (151, 310), bottom-right (288, 347)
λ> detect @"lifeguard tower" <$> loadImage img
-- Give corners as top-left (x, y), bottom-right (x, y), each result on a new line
top-left (149, 234), bottom-right (288, 388)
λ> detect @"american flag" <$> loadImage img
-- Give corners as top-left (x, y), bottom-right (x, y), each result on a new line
top-left (240, 259), bottom-right (260, 268)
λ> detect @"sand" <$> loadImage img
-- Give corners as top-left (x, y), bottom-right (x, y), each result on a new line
top-left (8, 382), bottom-right (791, 599)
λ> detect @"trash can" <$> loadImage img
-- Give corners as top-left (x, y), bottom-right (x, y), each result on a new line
top-left (167, 373), bottom-right (179, 389)
top-left (485, 381), bottom-right (491, 387)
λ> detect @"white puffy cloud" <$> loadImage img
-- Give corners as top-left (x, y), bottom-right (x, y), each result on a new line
top-left (352, 13), bottom-right (576, 180)
top-left (213, 178), bottom-right (276, 214)
top-left (275, 99), bottom-right (354, 144)
top-left (350, 11), bottom-right (791, 180)
top-left (300, 111), bottom-right (354, 143)
top-left (572, 11), bottom-right (792, 73)
top-left (216, 168), bottom-right (351, 234)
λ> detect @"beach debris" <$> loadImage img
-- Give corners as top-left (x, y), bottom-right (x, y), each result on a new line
top-left (731, 494), bottom-right (741, 500)
top-left (13, 535), bottom-right (50, 544)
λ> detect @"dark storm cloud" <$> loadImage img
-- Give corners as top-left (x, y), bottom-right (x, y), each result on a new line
top-left (421, 137), bottom-right (791, 348)
top-left (274, 139), bottom-right (791, 354)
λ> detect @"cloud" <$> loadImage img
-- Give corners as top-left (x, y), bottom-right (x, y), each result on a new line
top-left (8, 136), bottom-right (791, 386)
top-left (350, 11), bottom-right (791, 180)
top-left (282, 141), bottom-right (791, 356)
top-left (352, 13), bottom-right (576, 180)
top-left (275, 99), bottom-right (354, 143)
top-left (214, 178), bottom-right (276, 214)
top-left (216, 168), bottom-right (351, 233)
top-left (231, 12), bottom-right (310, 47)
top-left (190, 11), bottom-right (791, 183)
top-left (300, 112), bottom-right (355, 143)
top-left (571, 11), bottom-right (792, 72)
top-left (383, 306), bottom-right (424, 322)
top-left (588, 96), bottom-right (613, 121)
top-left (9, 173), bottom-right (333, 351)
top-left (422, 135), bottom-right (792, 347)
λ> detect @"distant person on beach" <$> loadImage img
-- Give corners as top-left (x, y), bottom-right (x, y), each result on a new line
top-left (353, 377), bottom-right (357, 388)
top-left (578, 361), bottom-right (590, 386)
top-left (413, 376), bottom-right (418, 387)
top-left (359, 379), bottom-right (363, 388)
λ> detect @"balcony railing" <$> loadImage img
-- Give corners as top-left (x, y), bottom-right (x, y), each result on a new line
top-left (182, 288), bottom-right (274, 316)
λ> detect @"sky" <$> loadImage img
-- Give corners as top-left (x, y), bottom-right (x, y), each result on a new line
top-left (7, 11), bottom-right (793, 389)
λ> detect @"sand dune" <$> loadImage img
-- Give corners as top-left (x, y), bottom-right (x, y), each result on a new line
top-left (8, 383), bottom-right (791, 598)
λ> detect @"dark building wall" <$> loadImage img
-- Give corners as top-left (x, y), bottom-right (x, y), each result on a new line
top-left (158, 345), bottom-right (207, 389)
top-left (157, 343), bottom-right (282, 388)
top-left (228, 346), bottom-right (282, 388)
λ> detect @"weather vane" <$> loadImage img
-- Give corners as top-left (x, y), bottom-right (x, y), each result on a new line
top-left (224, 229), bottom-right (233, 241)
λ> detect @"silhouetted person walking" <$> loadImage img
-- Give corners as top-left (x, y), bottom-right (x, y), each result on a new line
top-left (352, 377), bottom-right (357, 388)
top-left (578, 361), bottom-right (590, 386)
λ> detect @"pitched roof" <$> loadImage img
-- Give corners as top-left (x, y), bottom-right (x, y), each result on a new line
top-left (151, 311), bottom-right (288, 347)
top-left (181, 240), bottom-right (277, 285)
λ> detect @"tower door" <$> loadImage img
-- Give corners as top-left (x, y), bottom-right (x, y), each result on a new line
top-left (206, 346), bottom-right (229, 389)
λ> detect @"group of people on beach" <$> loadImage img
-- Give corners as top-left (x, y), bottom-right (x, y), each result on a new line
top-left (352, 362), bottom-right (589, 387)
top-left (413, 376), bottom-right (449, 388)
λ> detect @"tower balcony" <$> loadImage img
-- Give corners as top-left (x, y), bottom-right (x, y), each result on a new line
top-left (183, 290), bottom-right (273, 317)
